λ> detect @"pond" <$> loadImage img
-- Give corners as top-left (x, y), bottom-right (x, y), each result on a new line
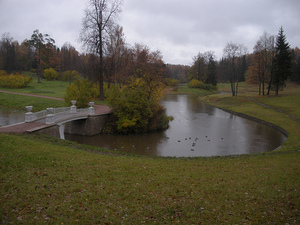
top-left (0, 107), bottom-right (25, 127)
top-left (66, 95), bottom-right (287, 157)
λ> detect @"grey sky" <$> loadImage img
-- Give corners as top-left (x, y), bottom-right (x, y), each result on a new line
top-left (0, 0), bottom-right (299, 65)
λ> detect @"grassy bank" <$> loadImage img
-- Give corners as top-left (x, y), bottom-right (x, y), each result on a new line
top-left (167, 84), bottom-right (218, 96)
top-left (1, 134), bottom-right (299, 224)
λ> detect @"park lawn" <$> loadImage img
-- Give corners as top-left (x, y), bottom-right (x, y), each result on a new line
top-left (0, 133), bottom-right (299, 224)
top-left (0, 75), bottom-right (69, 99)
top-left (0, 92), bottom-right (66, 112)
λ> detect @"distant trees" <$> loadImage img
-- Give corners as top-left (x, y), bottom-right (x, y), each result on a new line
top-left (166, 64), bottom-right (189, 83)
top-left (188, 51), bottom-right (217, 86)
top-left (223, 42), bottom-right (248, 96)
top-left (80, 0), bottom-right (123, 100)
top-left (0, 33), bottom-right (16, 73)
top-left (291, 47), bottom-right (300, 83)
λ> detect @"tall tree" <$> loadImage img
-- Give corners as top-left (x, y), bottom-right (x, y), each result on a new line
top-left (60, 42), bottom-right (80, 72)
top-left (206, 55), bottom-right (217, 86)
top-left (0, 33), bottom-right (16, 73)
top-left (80, 0), bottom-right (123, 100)
top-left (28, 29), bottom-right (55, 83)
top-left (105, 25), bottom-right (126, 87)
top-left (248, 32), bottom-right (275, 95)
top-left (189, 53), bottom-right (206, 82)
top-left (272, 27), bottom-right (292, 96)
top-left (223, 42), bottom-right (248, 96)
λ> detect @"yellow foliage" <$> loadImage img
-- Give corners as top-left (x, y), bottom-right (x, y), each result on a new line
top-left (0, 72), bottom-right (32, 88)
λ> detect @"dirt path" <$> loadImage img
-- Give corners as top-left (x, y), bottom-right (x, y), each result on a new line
top-left (247, 96), bottom-right (300, 123)
top-left (0, 90), bottom-right (64, 101)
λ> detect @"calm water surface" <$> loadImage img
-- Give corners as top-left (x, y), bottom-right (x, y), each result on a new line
top-left (0, 107), bottom-right (25, 127)
top-left (66, 95), bottom-right (287, 157)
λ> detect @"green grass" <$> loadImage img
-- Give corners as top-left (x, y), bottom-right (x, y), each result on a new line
top-left (0, 72), bottom-right (69, 99)
top-left (0, 92), bottom-right (66, 111)
top-left (1, 134), bottom-right (299, 224)
top-left (168, 84), bottom-right (218, 96)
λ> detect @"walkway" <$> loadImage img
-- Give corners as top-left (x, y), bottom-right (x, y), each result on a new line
top-left (0, 90), bottom-right (111, 134)
top-left (247, 96), bottom-right (300, 123)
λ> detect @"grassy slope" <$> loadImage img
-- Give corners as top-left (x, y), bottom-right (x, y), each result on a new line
top-left (1, 134), bottom-right (299, 224)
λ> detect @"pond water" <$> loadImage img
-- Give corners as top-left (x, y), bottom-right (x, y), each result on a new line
top-left (0, 107), bottom-right (25, 127)
top-left (66, 95), bottom-right (287, 157)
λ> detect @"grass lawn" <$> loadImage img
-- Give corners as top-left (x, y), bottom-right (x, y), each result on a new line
top-left (0, 92), bottom-right (66, 112)
top-left (0, 80), bottom-right (300, 224)
top-left (0, 72), bottom-right (69, 99)
top-left (0, 134), bottom-right (299, 224)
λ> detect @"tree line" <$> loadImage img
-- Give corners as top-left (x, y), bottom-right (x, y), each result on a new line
top-left (0, 0), bottom-right (299, 99)
top-left (189, 27), bottom-right (299, 96)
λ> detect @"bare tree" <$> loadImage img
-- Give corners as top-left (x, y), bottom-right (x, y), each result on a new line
top-left (105, 25), bottom-right (126, 88)
top-left (223, 42), bottom-right (248, 96)
top-left (253, 32), bottom-right (275, 95)
top-left (80, 0), bottom-right (123, 100)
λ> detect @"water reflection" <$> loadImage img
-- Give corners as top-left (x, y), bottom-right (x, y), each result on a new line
top-left (67, 95), bottom-right (286, 157)
top-left (0, 107), bottom-right (25, 126)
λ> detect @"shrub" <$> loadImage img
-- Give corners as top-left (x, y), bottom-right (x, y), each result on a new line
top-left (188, 79), bottom-right (217, 90)
top-left (64, 79), bottom-right (93, 108)
top-left (188, 79), bottom-right (204, 88)
top-left (59, 70), bottom-right (81, 83)
top-left (43, 68), bottom-right (58, 81)
top-left (105, 85), bottom-right (171, 134)
top-left (0, 72), bottom-right (33, 88)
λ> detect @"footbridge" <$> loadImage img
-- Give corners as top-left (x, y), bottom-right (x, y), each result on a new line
top-left (24, 101), bottom-right (96, 139)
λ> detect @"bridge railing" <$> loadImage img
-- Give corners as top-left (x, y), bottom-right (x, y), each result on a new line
top-left (25, 101), bottom-right (95, 124)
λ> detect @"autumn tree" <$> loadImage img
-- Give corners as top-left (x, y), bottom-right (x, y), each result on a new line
top-left (80, 0), bottom-right (123, 100)
top-left (129, 44), bottom-right (167, 100)
top-left (189, 51), bottom-right (217, 86)
top-left (28, 29), bottom-right (55, 83)
top-left (272, 26), bottom-right (292, 96)
top-left (247, 32), bottom-right (275, 95)
top-left (223, 42), bottom-right (248, 96)
top-left (189, 52), bottom-right (206, 82)
top-left (60, 42), bottom-right (80, 72)
top-left (166, 64), bottom-right (190, 83)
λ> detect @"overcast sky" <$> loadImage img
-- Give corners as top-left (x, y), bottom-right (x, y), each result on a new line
top-left (0, 0), bottom-right (299, 65)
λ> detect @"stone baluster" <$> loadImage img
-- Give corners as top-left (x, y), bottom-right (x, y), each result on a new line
top-left (89, 102), bottom-right (95, 115)
top-left (70, 100), bottom-right (77, 113)
top-left (25, 106), bottom-right (34, 122)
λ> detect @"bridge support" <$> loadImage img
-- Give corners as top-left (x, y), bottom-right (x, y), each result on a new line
top-left (58, 123), bottom-right (66, 140)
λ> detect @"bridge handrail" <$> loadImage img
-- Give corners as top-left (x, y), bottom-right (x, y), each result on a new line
top-left (25, 102), bottom-right (95, 123)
